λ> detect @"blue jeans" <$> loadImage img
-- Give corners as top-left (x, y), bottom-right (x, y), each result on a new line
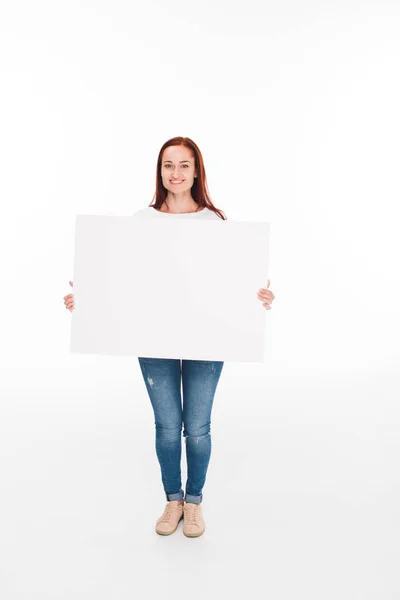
top-left (137, 357), bottom-right (224, 504)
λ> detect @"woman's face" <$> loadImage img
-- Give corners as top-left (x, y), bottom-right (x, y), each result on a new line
top-left (161, 145), bottom-right (197, 194)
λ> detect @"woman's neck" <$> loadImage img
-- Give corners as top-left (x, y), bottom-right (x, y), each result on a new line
top-left (159, 199), bottom-right (202, 213)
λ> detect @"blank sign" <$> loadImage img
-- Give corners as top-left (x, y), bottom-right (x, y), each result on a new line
top-left (70, 215), bottom-right (270, 363)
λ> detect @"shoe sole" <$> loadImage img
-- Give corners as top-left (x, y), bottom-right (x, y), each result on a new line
top-left (155, 514), bottom-right (183, 535)
top-left (183, 526), bottom-right (205, 538)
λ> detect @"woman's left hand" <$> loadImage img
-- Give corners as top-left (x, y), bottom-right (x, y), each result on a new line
top-left (257, 279), bottom-right (275, 310)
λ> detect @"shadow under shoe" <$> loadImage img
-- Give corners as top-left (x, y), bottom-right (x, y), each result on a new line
top-left (155, 500), bottom-right (184, 535)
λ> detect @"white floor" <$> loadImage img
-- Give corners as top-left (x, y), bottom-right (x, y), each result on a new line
top-left (0, 369), bottom-right (398, 599)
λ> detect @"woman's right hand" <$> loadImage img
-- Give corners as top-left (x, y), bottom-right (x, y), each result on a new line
top-left (63, 281), bottom-right (74, 312)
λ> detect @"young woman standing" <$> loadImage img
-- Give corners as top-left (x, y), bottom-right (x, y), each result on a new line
top-left (63, 137), bottom-right (275, 537)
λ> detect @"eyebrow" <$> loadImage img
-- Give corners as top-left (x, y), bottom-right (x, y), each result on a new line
top-left (163, 160), bottom-right (191, 164)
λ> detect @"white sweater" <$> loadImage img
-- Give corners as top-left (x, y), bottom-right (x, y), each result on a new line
top-left (133, 206), bottom-right (224, 220)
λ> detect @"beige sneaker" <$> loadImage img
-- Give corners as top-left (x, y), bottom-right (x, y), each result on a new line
top-left (183, 502), bottom-right (205, 537)
top-left (155, 500), bottom-right (184, 535)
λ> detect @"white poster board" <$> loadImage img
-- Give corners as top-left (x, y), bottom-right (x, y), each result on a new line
top-left (70, 215), bottom-right (270, 363)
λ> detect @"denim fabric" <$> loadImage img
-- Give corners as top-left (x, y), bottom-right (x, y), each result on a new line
top-left (138, 357), bottom-right (224, 504)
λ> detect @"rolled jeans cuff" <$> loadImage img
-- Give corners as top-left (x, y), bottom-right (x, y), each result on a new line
top-left (184, 493), bottom-right (202, 504)
top-left (166, 490), bottom-right (184, 502)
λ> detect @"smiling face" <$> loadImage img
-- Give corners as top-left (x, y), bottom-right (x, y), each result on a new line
top-left (161, 145), bottom-right (197, 195)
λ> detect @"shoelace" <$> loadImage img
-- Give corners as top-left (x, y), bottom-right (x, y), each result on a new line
top-left (159, 502), bottom-right (182, 524)
top-left (184, 504), bottom-right (200, 525)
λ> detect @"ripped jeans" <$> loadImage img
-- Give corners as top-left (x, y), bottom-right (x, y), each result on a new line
top-left (137, 357), bottom-right (224, 504)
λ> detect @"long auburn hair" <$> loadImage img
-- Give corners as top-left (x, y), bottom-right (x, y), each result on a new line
top-left (148, 136), bottom-right (227, 220)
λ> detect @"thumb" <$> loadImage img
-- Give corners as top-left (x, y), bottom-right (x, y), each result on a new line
top-left (266, 279), bottom-right (270, 288)
top-left (69, 281), bottom-right (73, 287)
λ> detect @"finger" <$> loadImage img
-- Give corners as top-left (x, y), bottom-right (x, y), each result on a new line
top-left (260, 291), bottom-right (273, 297)
top-left (257, 291), bottom-right (273, 300)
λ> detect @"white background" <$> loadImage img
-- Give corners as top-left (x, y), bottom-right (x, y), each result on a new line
top-left (0, 1), bottom-right (399, 599)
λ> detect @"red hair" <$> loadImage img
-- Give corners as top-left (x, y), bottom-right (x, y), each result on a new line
top-left (148, 136), bottom-right (227, 220)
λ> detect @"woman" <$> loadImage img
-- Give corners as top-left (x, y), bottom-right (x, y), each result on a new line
top-left (63, 136), bottom-right (275, 538)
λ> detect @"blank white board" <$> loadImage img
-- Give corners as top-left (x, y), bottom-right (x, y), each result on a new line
top-left (70, 215), bottom-right (270, 363)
